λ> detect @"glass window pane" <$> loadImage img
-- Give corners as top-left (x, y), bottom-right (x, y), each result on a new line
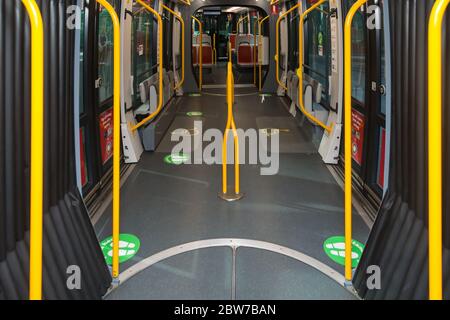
top-left (351, 10), bottom-right (366, 103)
top-left (97, 7), bottom-right (114, 103)
top-left (133, 7), bottom-right (153, 101)
top-left (305, 2), bottom-right (330, 101)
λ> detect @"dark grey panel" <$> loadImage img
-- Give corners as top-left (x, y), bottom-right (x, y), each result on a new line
top-left (0, 0), bottom-right (111, 299)
top-left (353, 0), bottom-right (450, 300)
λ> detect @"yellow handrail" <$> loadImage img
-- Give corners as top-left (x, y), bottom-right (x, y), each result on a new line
top-left (96, 0), bottom-right (121, 280)
top-left (131, 0), bottom-right (164, 131)
top-left (222, 62), bottom-right (240, 196)
top-left (178, 0), bottom-right (191, 5)
top-left (344, 0), bottom-right (368, 283)
top-left (258, 15), bottom-right (270, 91)
top-left (161, 4), bottom-right (184, 90)
top-left (237, 15), bottom-right (249, 34)
top-left (298, 0), bottom-right (333, 133)
top-left (192, 16), bottom-right (203, 91)
top-left (22, 0), bottom-right (44, 301)
top-left (428, 0), bottom-right (449, 301)
top-left (276, 3), bottom-right (301, 91)
top-left (213, 33), bottom-right (217, 64)
top-left (270, 0), bottom-right (280, 5)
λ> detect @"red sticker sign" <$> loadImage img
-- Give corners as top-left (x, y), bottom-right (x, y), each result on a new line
top-left (351, 110), bottom-right (365, 166)
top-left (99, 108), bottom-right (113, 164)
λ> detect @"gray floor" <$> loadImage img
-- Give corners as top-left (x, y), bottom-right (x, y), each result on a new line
top-left (106, 247), bottom-right (356, 300)
top-left (96, 89), bottom-right (370, 299)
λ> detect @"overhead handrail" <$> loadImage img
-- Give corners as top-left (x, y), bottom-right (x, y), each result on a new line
top-left (95, 0), bottom-right (121, 281)
top-left (161, 4), bottom-right (184, 90)
top-left (276, 3), bottom-right (301, 91)
top-left (131, 0), bottom-right (164, 131)
top-left (192, 16), bottom-right (203, 91)
top-left (428, 0), bottom-right (449, 301)
top-left (22, 0), bottom-right (44, 301)
top-left (344, 0), bottom-right (368, 283)
top-left (258, 15), bottom-right (270, 91)
top-left (237, 15), bottom-right (249, 34)
top-left (178, 0), bottom-right (191, 5)
top-left (220, 62), bottom-right (241, 200)
top-left (270, 0), bottom-right (281, 5)
top-left (298, 0), bottom-right (333, 133)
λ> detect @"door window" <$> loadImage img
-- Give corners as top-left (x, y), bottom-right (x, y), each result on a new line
top-left (97, 6), bottom-right (114, 103)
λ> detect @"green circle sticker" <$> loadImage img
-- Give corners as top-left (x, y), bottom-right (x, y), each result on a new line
top-left (323, 236), bottom-right (364, 268)
top-left (187, 111), bottom-right (203, 117)
top-left (100, 233), bottom-right (140, 265)
top-left (164, 153), bottom-right (190, 165)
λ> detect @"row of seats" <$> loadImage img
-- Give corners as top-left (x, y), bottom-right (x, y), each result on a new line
top-left (230, 33), bottom-right (258, 68)
top-left (134, 68), bottom-right (175, 123)
top-left (192, 34), bottom-right (213, 68)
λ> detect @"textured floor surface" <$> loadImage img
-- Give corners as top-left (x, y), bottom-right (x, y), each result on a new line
top-left (96, 83), bottom-right (369, 300)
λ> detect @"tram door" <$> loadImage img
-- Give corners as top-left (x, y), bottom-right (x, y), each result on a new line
top-left (346, 0), bottom-right (387, 203)
top-left (79, 0), bottom-right (121, 199)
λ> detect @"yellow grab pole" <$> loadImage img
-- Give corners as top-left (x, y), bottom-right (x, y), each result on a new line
top-left (344, 0), bottom-right (368, 282)
top-left (258, 15), bottom-right (269, 91)
top-left (222, 62), bottom-right (240, 195)
top-left (161, 4), bottom-right (184, 90)
top-left (276, 3), bottom-right (300, 91)
top-left (213, 33), bottom-right (217, 64)
top-left (428, 0), bottom-right (449, 301)
top-left (192, 16), bottom-right (203, 91)
top-left (131, 1), bottom-right (163, 131)
top-left (298, 0), bottom-right (333, 133)
top-left (22, 0), bottom-right (44, 300)
top-left (95, 0), bottom-right (121, 280)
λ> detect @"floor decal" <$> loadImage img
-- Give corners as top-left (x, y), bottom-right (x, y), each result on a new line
top-left (186, 111), bottom-right (203, 117)
top-left (100, 234), bottom-right (141, 265)
top-left (164, 153), bottom-right (190, 165)
top-left (323, 236), bottom-right (365, 268)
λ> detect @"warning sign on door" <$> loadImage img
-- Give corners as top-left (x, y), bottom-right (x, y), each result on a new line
top-left (99, 108), bottom-right (113, 164)
top-left (351, 110), bottom-right (365, 166)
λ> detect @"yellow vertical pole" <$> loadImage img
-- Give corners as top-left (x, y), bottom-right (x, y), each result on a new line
top-left (131, 1), bottom-right (163, 131)
top-left (96, 0), bottom-right (121, 279)
top-left (22, 0), bottom-right (44, 300)
top-left (161, 4), bottom-right (184, 89)
top-left (276, 4), bottom-right (300, 91)
top-left (258, 15), bottom-right (269, 91)
top-left (192, 16), bottom-right (203, 91)
top-left (344, 0), bottom-right (368, 282)
top-left (428, 0), bottom-right (449, 301)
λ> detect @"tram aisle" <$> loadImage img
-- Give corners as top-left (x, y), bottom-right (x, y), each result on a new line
top-left (95, 89), bottom-right (369, 300)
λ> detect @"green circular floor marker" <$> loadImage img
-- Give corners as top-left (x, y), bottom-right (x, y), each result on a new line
top-left (164, 153), bottom-right (190, 165)
top-left (323, 236), bottom-right (364, 268)
top-left (100, 233), bottom-right (140, 265)
top-left (187, 111), bottom-right (203, 117)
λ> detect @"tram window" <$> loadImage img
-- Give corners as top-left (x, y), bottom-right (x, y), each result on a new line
top-left (132, 7), bottom-right (153, 104)
top-left (288, 6), bottom-right (299, 71)
top-left (380, 38), bottom-right (386, 115)
top-left (304, 2), bottom-right (331, 102)
top-left (97, 6), bottom-right (114, 103)
top-left (351, 8), bottom-right (366, 104)
top-left (79, 9), bottom-right (85, 115)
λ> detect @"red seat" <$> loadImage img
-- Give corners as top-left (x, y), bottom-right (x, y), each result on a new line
top-left (237, 43), bottom-right (254, 67)
top-left (202, 45), bottom-right (213, 66)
